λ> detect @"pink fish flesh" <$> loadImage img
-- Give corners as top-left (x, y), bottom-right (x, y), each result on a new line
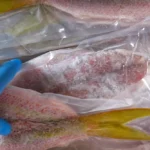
top-left (11, 49), bottom-right (148, 99)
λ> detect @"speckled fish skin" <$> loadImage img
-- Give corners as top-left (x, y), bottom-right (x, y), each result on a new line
top-left (43, 0), bottom-right (150, 25)
top-left (1, 87), bottom-right (150, 150)
top-left (11, 49), bottom-right (148, 99)
top-left (0, 86), bottom-right (76, 121)
top-left (2, 107), bottom-right (150, 150)
top-left (0, 86), bottom-right (87, 150)
top-left (1, 120), bottom-right (86, 150)
top-left (11, 49), bottom-right (92, 93)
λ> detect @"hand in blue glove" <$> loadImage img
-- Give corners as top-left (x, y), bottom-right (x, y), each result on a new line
top-left (0, 59), bottom-right (22, 136)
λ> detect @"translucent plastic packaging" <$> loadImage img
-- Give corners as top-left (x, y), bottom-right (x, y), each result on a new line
top-left (0, 44), bottom-right (147, 150)
top-left (1, 1), bottom-right (150, 150)
top-left (1, 1), bottom-right (150, 60)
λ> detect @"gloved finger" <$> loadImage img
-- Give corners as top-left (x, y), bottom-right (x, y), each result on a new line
top-left (0, 119), bottom-right (11, 136)
top-left (0, 59), bottom-right (22, 94)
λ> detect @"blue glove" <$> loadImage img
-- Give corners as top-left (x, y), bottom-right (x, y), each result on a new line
top-left (0, 59), bottom-right (22, 135)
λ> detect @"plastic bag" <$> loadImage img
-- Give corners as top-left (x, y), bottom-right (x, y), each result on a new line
top-left (11, 47), bottom-right (148, 99)
top-left (1, 0), bottom-right (150, 60)
top-left (2, 43), bottom-right (149, 150)
top-left (1, 1), bottom-right (150, 150)
top-left (47, 73), bottom-right (150, 150)
top-left (0, 85), bottom-right (145, 150)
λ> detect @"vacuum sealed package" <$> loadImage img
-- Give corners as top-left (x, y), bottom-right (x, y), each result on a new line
top-left (1, 0), bottom-right (150, 60)
top-left (1, 0), bottom-right (150, 150)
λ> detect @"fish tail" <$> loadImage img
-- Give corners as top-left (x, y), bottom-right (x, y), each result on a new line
top-left (79, 108), bottom-right (150, 140)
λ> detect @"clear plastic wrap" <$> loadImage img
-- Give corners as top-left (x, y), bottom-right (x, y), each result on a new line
top-left (1, 1), bottom-right (150, 150)
top-left (0, 44), bottom-right (148, 149)
top-left (1, 1), bottom-right (150, 60)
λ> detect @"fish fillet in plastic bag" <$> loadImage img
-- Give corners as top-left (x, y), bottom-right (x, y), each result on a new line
top-left (50, 68), bottom-right (150, 150)
top-left (0, 1), bottom-right (150, 150)
top-left (1, 86), bottom-right (150, 150)
top-left (11, 48), bottom-right (148, 99)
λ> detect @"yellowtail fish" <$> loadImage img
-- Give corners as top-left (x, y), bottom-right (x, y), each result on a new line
top-left (1, 86), bottom-right (150, 149)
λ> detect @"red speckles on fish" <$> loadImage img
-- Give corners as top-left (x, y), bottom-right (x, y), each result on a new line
top-left (11, 49), bottom-right (90, 93)
top-left (12, 49), bottom-right (148, 99)
top-left (43, 0), bottom-right (150, 25)
top-left (0, 86), bottom-right (87, 150)
top-left (1, 134), bottom-right (85, 150)
top-left (0, 86), bottom-right (76, 121)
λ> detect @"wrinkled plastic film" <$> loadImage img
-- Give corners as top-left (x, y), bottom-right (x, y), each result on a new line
top-left (5, 45), bottom-right (149, 150)
top-left (12, 49), bottom-right (150, 150)
top-left (1, 46), bottom-right (148, 149)
top-left (1, 1), bottom-right (150, 60)
top-left (1, 1), bottom-right (150, 150)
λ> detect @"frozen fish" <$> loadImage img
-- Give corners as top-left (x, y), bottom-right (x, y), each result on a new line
top-left (0, 86), bottom-right (76, 122)
top-left (0, 86), bottom-right (150, 150)
top-left (0, 86), bottom-right (83, 150)
top-left (12, 49), bottom-right (148, 99)
top-left (44, 0), bottom-right (150, 25)
top-left (2, 0), bottom-right (150, 26)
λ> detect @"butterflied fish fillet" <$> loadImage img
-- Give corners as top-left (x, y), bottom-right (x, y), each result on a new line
top-left (11, 49), bottom-right (148, 99)
top-left (0, 86), bottom-right (76, 121)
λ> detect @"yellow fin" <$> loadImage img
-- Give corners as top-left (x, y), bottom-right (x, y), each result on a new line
top-left (87, 123), bottom-right (150, 140)
top-left (79, 108), bottom-right (150, 140)
top-left (80, 108), bottom-right (150, 124)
